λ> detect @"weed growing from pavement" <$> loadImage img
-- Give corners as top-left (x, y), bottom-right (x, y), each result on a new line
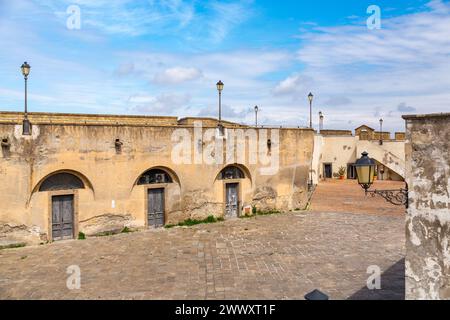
top-left (165, 215), bottom-right (224, 229)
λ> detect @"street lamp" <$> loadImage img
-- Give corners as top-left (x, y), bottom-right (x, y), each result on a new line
top-left (355, 151), bottom-right (408, 207)
top-left (21, 61), bottom-right (31, 135)
top-left (308, 92), bottom-right (314, 129)
top-left (216, 80), bottom-right (224, 123)
top-left (379, 118), bottom-right (384, 145)
top-left (254, 105), bottom-right (259, 127)
top-left (355, 152), bottom-right (377, 192)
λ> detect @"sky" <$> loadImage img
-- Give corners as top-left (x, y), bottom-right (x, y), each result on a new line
top-left (0, 0), bottom-right (449, 132)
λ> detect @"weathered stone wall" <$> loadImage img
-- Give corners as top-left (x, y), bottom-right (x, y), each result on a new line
top-left (0, 112), bottom-right (314, 244)
top-left (404, 113), bottom-right (450, 300)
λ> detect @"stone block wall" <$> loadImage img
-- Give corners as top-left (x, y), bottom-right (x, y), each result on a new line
top-left (404, 113), bottom-right (450, 300)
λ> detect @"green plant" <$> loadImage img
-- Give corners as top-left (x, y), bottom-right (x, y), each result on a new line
top-left (0, 242), bottom-right (26, 250)
top-left (165, 215), bottom-right (222, 229)
top-left (338, 166), bottom-right (346, 176)
top-left (252, 205), bottom-right (257, 215)
top-left (97, 231), bottom-right (116, 237)
top-left (78, 232), bottom-right (86, 240)
top-left (121, 226), bottom-right (133, 233)
top-left (256, 209), bottom-right (281, 216)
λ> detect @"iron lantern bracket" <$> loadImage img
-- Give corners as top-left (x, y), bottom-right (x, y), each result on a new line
top-left (364, 184), bottom-right (409, 208)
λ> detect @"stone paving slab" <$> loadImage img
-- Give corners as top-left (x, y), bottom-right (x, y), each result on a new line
top-left (0, 211), bottom-right (405, 300)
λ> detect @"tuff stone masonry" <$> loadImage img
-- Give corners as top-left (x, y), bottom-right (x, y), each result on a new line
top-left (0, 112), bottom-right (314, 245)
top-left (404, 113), bottom-right (450, 300)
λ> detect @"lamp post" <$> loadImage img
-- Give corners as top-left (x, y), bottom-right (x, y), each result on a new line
top-left (379, 118), bottom-right (384, 145)
top-left (216, 80), bottom-right (224, 123)
top-left (308, 92), bottom-right (314, 129)
top-left (21, 61), bottom-right (31, 135)
top-left (254, 105), bottom-right (258, 127)
top-left (355, 151), bottom-right (408, 208)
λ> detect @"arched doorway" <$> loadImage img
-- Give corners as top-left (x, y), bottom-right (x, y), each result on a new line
top-left (38, 172), bottom-right (86, 241)
top-left (216, 165), bottom-right (248, 218)
top-left (137, 168), bottom-right (175, 228)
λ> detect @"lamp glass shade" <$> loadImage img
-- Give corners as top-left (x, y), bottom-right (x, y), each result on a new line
top-left (356, 164), bottom-right (375, 185)
top-left (355, 151), bottom-right (376, 187)
top-left (254, 106), bottom-right (258, 112)
top-left (308, 92), bottom-right (314, 102)
top-left (216, 80), bottom-right (224, 92)
top-left (21, 62), bottom-right (31, 77)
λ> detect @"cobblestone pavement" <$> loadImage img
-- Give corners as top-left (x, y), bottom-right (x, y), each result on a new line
top-left (310, 180), bottom-right (406, 216)
top-left (0, 211), bottom-right (404, 300)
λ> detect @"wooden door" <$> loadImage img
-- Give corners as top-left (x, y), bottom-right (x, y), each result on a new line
top-left (225, 183), bottom-right (239, 218)
top-left (148, 188), bottom-right (165, 228)
top-left (52, 195), bottom-right (74, 240)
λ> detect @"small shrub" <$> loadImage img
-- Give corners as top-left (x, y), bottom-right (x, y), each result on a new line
top-left (166, 215), bottom-right (222, 228)
top-left (97, 231), bottom-right (116, 237)
top-left (121, 226), bottom-right (133, 233)
top-left (252, 205), bottom-right (257, 215)
top-left (256, 209), bottom-right (281, 216)
top-left (0, 242), bottom-right (26, 250)
top-left (78, 232), bottom-right (86, 240)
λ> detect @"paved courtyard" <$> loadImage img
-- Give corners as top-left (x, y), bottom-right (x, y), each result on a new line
top-left (0, 201), bottom-right (405, 299)
top-left (311, 180), bottom-right (406, 216)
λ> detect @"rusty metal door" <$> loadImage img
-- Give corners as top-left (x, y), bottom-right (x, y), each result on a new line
top-left (148, 188), bottom-right (165, 228)
top-left (225, 183), bottom-right (239, 218)
top-left (52, 195), bottom-right (74, 240)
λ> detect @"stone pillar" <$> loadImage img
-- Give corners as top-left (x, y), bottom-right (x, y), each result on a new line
top-left (403, 113), bottom-right (450, 300)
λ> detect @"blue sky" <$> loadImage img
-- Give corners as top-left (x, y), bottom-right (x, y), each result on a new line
top-left (0, 0), bottom-right (449, 132)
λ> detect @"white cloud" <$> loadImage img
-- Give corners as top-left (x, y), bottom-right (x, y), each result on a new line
top-left (153, 67), bottom-right (203, 85)
top-left (272, 0), bottom-right (450, 130)
top-left (273, 74), bottom-right (314, 96)
top-left (128, 92), bottom-right (191, 114)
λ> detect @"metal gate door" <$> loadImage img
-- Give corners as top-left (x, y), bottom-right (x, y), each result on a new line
top-left (148, 188), bottom-right (165, 228)
top-left (225, 183), bottom-right (239, 218)
top-left (52, 194), bottom-right (74, 240)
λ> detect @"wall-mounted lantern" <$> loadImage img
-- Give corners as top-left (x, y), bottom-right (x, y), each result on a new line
top-left (115, 138), bottom-right (123, 153)
top-left (355, 151), bottom-right (408, 208)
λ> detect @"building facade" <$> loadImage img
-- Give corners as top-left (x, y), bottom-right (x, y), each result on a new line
top-left (0, 112), bottom-right (314, 245)
top-left (312, 125), bottom-right (406, 184)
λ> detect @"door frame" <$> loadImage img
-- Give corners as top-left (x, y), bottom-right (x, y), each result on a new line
top-left (323, 163), bottom-right (333, 179)
top-left (222, 180), bottom-right (241, 218)
top-left (144, 184), bottom-right (168, 228)
top-left (47, 190), bottom-right (79, 242)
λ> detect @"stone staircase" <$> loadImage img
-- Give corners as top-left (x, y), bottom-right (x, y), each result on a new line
top-left (356, 141), bottom-right (405, 179)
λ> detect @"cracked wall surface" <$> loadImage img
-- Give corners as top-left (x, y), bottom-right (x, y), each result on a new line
top-left (404, 113), bottom-right (450, 300)
top-left (0, 112), bottom-right (314, 244)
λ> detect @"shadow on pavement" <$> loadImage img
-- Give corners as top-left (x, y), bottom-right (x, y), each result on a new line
top-left (348, 258), bottom-right (405, 300)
